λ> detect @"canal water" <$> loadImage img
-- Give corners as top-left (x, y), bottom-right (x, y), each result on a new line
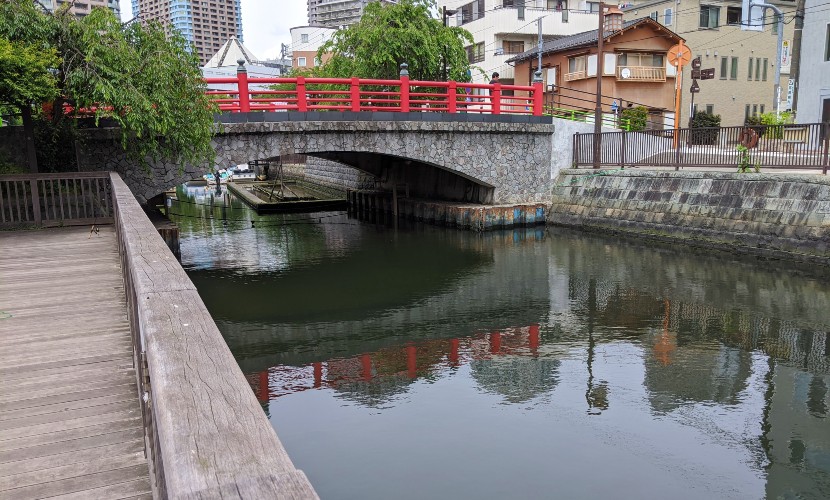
top-left (169, 185), bottom-right (830, 500)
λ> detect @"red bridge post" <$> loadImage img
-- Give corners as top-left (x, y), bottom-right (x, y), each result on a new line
top-left (532, 70), bottom-right (544, 117)
top-left (448, 81), bottom-right (457, 113)
top-left (400, 63), bottom-right (410, 113)
top-left (492, 83), bottom-right (501, 115)
top-left (297, 76), bottom-right (307, 112)
top-left (237, 60), bottom-right (250, 113)
top-left (350, 77), bottom-right (360, 112)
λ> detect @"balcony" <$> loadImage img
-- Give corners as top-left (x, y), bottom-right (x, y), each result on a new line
top-left (564, 70), bottom-right (586, 81)
top-left (616, 66), bottom-right (666, 82)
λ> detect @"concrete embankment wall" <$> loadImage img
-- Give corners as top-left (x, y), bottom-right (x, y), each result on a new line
top-left (549, 169), bottom-right (830, 266)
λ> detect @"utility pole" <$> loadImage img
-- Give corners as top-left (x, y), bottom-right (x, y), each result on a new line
top-left (789, 0), bottom-right (806, 113)
top-left (537, 16), bottom-right (543, 76)
top-left (442, 6), bottom-right (457, 81)
top-left (593, 3), bottom-right (605, 169)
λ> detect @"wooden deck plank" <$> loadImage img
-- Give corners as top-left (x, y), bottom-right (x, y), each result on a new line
top-left (0, 227), bottom-right (149, 494)
top-left (0, 440), bottom-right (144, 478)
top-left (2, 464), bottom-right (150, 499)
top-left (0, 416), bottom-right (142, 453)
top-left (0, 451), bottom-right (146, 492)
top-left (43, 477), bottom-right (152, 500)
top-left (0, 400), bottom-right (139, 433)
top-left (0, 392), bottom-right (139, 422)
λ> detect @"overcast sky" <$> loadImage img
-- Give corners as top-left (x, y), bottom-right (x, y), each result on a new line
top-left (118, 0), bottom-right (308, 60)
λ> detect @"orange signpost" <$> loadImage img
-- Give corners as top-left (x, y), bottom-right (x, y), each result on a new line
top-left (667, 41), bottom-right (692, 148)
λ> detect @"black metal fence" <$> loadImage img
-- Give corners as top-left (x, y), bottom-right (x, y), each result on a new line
top-left (573, 122), bottom-right (830, 173)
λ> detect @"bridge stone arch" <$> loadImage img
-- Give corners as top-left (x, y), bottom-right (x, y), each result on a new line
top-left (77, 114), bottom-right (555, 203)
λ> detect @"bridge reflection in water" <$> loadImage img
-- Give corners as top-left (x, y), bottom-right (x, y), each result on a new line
top-left (173, 189), bottom-right (830, 500)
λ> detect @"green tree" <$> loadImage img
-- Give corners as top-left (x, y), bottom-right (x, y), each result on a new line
top-left (0, 1), bottom-right (215, 171)
top-left (315, 0), bottom-right (473, 81)
top-left (620, 106), bottom-right (648, 131)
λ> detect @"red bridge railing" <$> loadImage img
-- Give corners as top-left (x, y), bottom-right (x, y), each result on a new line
top-left (205, 64), bottom-right (544, 116)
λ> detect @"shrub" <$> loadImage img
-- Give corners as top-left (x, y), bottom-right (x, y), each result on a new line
top-left (621, 105), bottom-right (648, 131)
top-left (689, 111), bottom-right (721, 145)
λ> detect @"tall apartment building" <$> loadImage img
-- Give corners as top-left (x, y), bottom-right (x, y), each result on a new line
top-left (621, 0), bottom-right (796, 127)
top-left (307, 0), bottom-right (398, 28)
top-left (444, 1), bottom-right (600, 86)
top-left (289, 26), bottom-right (337, 69)
top-left (131, 0), bottom-right (243, 65)
top-left (45, 0), bottom-right (120, 18)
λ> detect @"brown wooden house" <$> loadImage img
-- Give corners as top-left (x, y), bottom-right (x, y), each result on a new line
top-left (508, 13), bottom-right (684, 129)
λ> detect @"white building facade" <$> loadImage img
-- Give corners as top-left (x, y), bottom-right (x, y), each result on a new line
top-left (289, 26), bottom-right (337, 69)
top-left (444, 0), bottom-right (599, 85)
top-left (794, 0), bottom-right (830, 124)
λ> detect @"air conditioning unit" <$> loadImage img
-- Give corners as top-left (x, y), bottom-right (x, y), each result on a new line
top-left (495, 48), bottom-right (504, 56)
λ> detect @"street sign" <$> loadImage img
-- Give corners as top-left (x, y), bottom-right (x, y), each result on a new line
top-left (691, 69), bottom-right (701, 79)
top-left (690, 80), bottom-right (700, 94)
top-left (700, 68), bottom-right (715, 80)
top-left (667, 43), bottom-right (692, 68)
top-left (691, 56), bottom-right (701, 70)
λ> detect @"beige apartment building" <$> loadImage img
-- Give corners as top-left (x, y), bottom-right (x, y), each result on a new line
top-left (47, 0), bottom-right (121, 18)
top-left (622, 0), bottom-right (796, 127)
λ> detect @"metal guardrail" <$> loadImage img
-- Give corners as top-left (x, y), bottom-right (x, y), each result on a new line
top-left (0, 172), bottom-right (113, 228)
top-left (573, 122), bottom-right (830, 173)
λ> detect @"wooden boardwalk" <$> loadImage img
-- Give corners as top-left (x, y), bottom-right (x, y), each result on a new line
top-left (0, 227), bottom-right (151, 499)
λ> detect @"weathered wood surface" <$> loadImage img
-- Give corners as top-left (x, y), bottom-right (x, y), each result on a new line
top-left (111, 173), bottom-right (319, 499)
top-left (0, 226), bottom-right (152, 499)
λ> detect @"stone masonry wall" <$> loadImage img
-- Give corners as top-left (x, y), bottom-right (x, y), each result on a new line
top-left (75, 118), bottom-right (554, 204)
top-left (301, 157), bottom-right (374, 190)
top-left (549, 169), bottom-right (830, 266)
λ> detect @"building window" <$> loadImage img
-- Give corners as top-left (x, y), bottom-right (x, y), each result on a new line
top-left (762, 58), bottom-right (768, 80)
top-left (618, 52), bottom-right (664, 67)
top-left (747, 58), bottom-right (753, 81)
top-left (502, 40), bottom-right (525, 54)
top-left (730, 57), bottom-right (738, 80)
top-left (587, 2), bottom-right (601, 13)
top-left (664, 8), bottom-right (673, 26)
top-left (745, 104), bottom-right (750, 120)
top-left (466, 42), bottom-right (485, 63)
top-left (650, 11), bottom-right (658, 21)
top-left (726, 6), bottom-right (742, 26)
top-left (826, 24), bottom-right (830, 61)
top-left (700, 6), bottom-right (719, 29)
top-left (566, 55), bottom-right (587, 80)
top-left (752, 104), bottom-right (758, 116)
top-left (772, 14), bottom-right (778, 34)
top-left (459, 0), bottom-right (485, 25)
top-left (755, 57), bottom-right (761, 80)
top-left (706, 104), bottom-right (714, 115)
top-left (297, 56), bottom-right (306, 66)
top-left (301, 33), bottom-right (309, 43)
top-left (760, 104), bottom-right (765, 114)
top-left (720, 57), bottom-right (728, 79)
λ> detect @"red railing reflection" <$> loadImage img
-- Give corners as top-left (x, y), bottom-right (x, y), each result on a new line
top-left (250, 325), bottom-right (542, 402)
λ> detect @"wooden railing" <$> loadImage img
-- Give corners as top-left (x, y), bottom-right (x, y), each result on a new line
top-left (205, 64), bottom-right (544, 116)
top-left (108, 172), bottom-right (319, 498)
top-left (616, 66), bottom-right (667, 82)
top-left (564, 70), bottom-right (587, 82)
top-left (0, 172), bottom-right (112, 228)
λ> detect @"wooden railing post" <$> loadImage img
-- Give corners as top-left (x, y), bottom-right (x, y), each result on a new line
top-left (350, 77), bottom-right (361, 112)
top-left (236, 59), bottom-right (250, 113)
top-left (29, 179), bottom-right (41, 226)
top-left (297, 76), bottom-right (307, 112)
top-left (448, 81), bottom-right (457, 113)
top-left (399, 63), bottom-right (410, 113)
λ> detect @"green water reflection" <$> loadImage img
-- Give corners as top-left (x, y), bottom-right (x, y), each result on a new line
top-left (172, 186), bottom-right (830, 500)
